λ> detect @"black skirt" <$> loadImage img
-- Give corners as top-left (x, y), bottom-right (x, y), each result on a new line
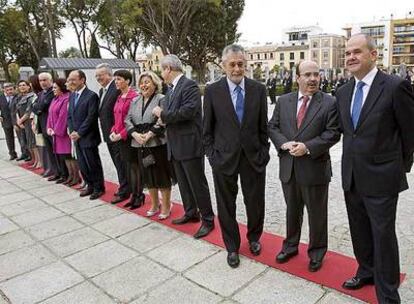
top-left (140, 144), bottom-right (175, 189)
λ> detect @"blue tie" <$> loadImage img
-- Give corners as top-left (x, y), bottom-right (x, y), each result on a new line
top-left (234, 85), bottom-right (244, 123)
top-left (74, 92), bottom-right (79, 107)
top-left (351, 81), bottom-right (365, 129)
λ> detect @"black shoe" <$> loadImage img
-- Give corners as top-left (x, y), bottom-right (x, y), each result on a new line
top-left (342, 276), bottom-right (374, 290)
top-left (130, 194), bottom-right (145, 210)
top-left (24, 156), bottom-right (32, 162)
top-left (227, 252), bottom-right (240, 268)
top-left (193, 224), bottom-right (214, 239)
top-left (9, 155), bottom-right (17, 161)
top-left (16, 155), bottom-right (27, 161)
top-left (90, 191), bottom-right (105, 200)
top-left (55, 177), bottom-right (67, 184)
top-left (111, 194), bottom-right (129, 205)
top-left (47, 175), bottom-right (59, 182)
top-left (249, 241), bottom-right (262, 256)
top-left (275, 250), bottom-right (298, 263)
top-left (172, 214), bottom-right (200, 225)
top-left (80, 188), bottom-right (93, 197)
top-left (308, 259), bottom-right (323, 272)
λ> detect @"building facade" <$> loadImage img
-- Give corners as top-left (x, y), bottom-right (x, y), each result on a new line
top-left (309, 34), bottom-right (346, 72)
top-left (390, 17), bottom-right (414, 69)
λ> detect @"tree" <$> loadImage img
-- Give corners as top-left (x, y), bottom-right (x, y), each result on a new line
top-left (89, 33), bottom-right (101, 58)
top-left (58, 47), bottom-right (82, 58)
top-left (253, 66), bottom-right (263, 81)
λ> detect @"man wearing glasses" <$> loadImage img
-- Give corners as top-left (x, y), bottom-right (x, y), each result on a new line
top-left (268, 60), bottom-right (340, 272)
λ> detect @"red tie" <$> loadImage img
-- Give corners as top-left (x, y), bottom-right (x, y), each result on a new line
top-left (297, 95), bottom-right (309, 128)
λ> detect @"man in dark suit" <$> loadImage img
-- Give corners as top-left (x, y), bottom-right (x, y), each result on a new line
top-left (152, 54), bottom-right (215, 239)
top-left (67, 70), bottom-right (105, 200)
top-left (266, 74), bottom-right (277, 104)
top-left (336, 34), bottom-right (414, 304)
top-left (0, 83), bottom-right (18, 160)
top-left (95, 63), bottom-right (129, 204)
top-left (268, 60), bottom-right (340, 272)
top-left (32, 72), bottom-right (59, 179)
top-left (283, 71), bottom-right (293, 94)
top-left (203, 44), bottom-right (270, 268)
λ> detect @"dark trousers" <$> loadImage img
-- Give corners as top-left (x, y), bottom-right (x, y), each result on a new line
top-left (345, 182), bottom-right (400, 304)
top-left (172, 157), bottom-right (214, 225)
top-left (107, 141), bottom-right (130, 196)
top-left (16, 127), bottom-right (28, 156)
top-left (43, 134), bottom-right (59, 176)
top-left (76, 145), bottom-right (105, 192)
top-left (281, 176), bottom-right (328, 261)
top-left (56, 154), bottom-right (69, 179)
top-left (2, 127), bottom-right (16, 157)
top-left (269, 92), bottom-right (276, 104)
top-left (212, 152), bottom-right (265, 253)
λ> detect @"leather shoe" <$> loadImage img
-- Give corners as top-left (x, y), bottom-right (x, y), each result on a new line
top-left (342, 276), bottom-right (374, 290)
top-left (9, 155), bottom-right (17, 161)
top-left (249, 241), bottom-right (262, 256)
top-left (90, 191), bottom-right (105, 200)
top-left (79, 189), bottom-right (93, 197)
top-left (275, 250), bottom-right (298, 263)
top-left (172, 214), bottom-right (200, 225)
top-left (16, 155), bottom-right (27, 161)
top-left (227, 252), bottom-right (240, 268)
top-left (47, 175), bottom-right (59, 182)
top-left (308, 259), bottom-right (323, 272)
top-left (111, 194), bottom-right (129, 204)
top-left (55, 177), bottom-right (67, 184)
top-left (193, 224), bottom-right (214, 239)
top-left (130, 195), bottom-right (145, 210)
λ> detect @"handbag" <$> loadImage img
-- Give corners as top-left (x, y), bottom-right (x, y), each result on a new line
top-left (141, 146), bottom-right (156, 168)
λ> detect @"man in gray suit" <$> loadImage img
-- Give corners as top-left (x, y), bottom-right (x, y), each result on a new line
top-left (268, 60), bottom-right (340, 272)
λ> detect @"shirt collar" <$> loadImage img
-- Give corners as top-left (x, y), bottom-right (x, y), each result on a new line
top-left (171, 73), bottom-right (184, 89)
top-left (298, 91), bottom-right (313, 102)
top-left (76, 85), bottom-right (86, 96)
top-left (227, 77), bottom-right (245, 93)
top-left (355, 67), bottom-right (378, 88)
top-left (104, 79), bottom-right (113, 91)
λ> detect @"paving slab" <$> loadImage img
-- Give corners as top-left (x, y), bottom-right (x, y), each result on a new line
top-left (0, 198), bottom-right (48, 217)
top-left (0, 218), bottom-right (19, 235)
top-left (0, 192), bottom-right (34, 206)
top-left (42, 226), bottom-right (109, 257)
top-left (64, 239), bottom-right (138, 277)
top-left (92, 212), bottom-right (150, 238)
top-left (72, 205), bottom-right (124, 225)
top-left (41, 190), bottom-right (84, 205)
top-left (147, 235), bottom-right (220, 272)
top-left (40, 281), bottom-right (115, 304)
top-left (54, 197), bottom-right (103, 214)
top-left (184, 251), bottom-right (267, 297)
top-left (316, 291), bottom-right (364, 303)
top-left (131, 275), bottom-right (222, 304)
top-left (27, 216), bottom-right (84, 240)
top-left (232, 269), bottom-right (325, 304)
top-left (10, 206), bottom-right (64, 227)
top-left (0, 244), bottom-right (56, 282)
top-left (118, 223), bottom-right (181, 253)
top-left (0, 262), bottom-right (84, 304)
top-left (92, 256), bottom-right (174, 302)
top-left (0, 230), bottom-right (35, 255)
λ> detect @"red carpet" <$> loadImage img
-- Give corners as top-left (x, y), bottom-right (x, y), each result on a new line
top-left (20, 162), bottom-right (406, 303)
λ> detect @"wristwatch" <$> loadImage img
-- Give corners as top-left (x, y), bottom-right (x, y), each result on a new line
top-left (306, 149), bottom-right (310, 155)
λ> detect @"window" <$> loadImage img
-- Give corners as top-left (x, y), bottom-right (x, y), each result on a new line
top-left (322, 39), bottom-right (330, 48)
top-left (289, 32), bottom-right (299, 41)
top-left (250, 54), bottom-right (253, 60)
top-left (257, 54), bottom-right (260, 60)
top-left (323, 51), bottom-right (329, 59)
top-left (280, 53), bottom-right (284, 61)
top-left (264, 53), bottom-right (267, 59)
top-left (300, 52), bottom-right (305, 59)
top-left (312, 51), bottom-right (318, 58)
top-left (312, 41), bottom-right (319, 48)
top-left (270, 52), bottom-right (274, 59)
top-left (290, 52), bottom-right (294, 60)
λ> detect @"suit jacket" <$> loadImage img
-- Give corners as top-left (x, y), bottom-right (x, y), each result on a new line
top-left (31, 87), bottom-right (54, 134)
top-left (203, 77), bottom-right (270, 175)
top-left (0, 94), bottom-right (16, 128)
top-left (67, 87), bottom-right (101, 148)
top-left (336, 70), bottom-right (414, 196)
top-left (99, 80), bottom-right (121, 143)
top-left (268, 91), bottom-right (340, 185)
top-left (160, 75), bottom-right (203, 161)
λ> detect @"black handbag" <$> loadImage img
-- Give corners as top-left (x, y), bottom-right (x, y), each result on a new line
top-left (142, 146), bottom-right (156, 168)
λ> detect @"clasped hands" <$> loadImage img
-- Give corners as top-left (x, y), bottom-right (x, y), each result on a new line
top-left (132, 131), bottom-right (154, 145)
top-left (70, 131), bottom-right (80, 141)
top-left (109, 132), bottom-right (122, 142)
top-left (281, 141), bottom-right (308, 157)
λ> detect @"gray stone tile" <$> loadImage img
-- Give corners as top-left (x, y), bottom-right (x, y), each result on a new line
top-left (30, 184), bottom-right (66, 196)
top-left (0, 218), bottom-right (18, 235)
top-left (41, 191), bottom-right (82, 205)
top-left (40, 281), bottom-right (115, 304)
top-left (0, 262), bottom-right (84, 304)
top-left (0, 244), bottom-right (56, 282)
top-left (317, 291), bottom-right (364, 303)
top-left (0, 192), bottom-right (34, 206)
top-left (43, 227), bottom-right (109, 257)
top-left (118, 223), bottom-right (181, 253)
top-left (0, 230), bottom-right (35, 255)
top-left (147, 236), bottom-right (220, 272)
top-left (11, 206), bottom-right (64, 227)
top-left (0, 198), bottom-right (48, 217)
top-left (131, 275), bottom-right (222, 304)
top-left (27, 216), bottom-right (84, 240)
top-left (72, 205), bottom-right (124, 225)
top-left (0, 181), bottom-right (20, 196)
top-left (184, 251), bottom-right (266, 297)
top-left (0, 168), bottom-right (28, 179)
top-left (54, 197), bottom-right (103, 214)
top-left (92, 213), bottom-right (150, 238)
top-left (17, 180), bottom-right (52, 191)
top-left (92, 256), bottom-right (174, 302)
top-left (64, 240), bottom-right (138, 277)
top-left (233, 269), bottom-right (325, 304)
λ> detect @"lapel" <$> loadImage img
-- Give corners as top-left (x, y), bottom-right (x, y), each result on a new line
top-left (242, 78), bottom-right (254, 127)
top-left (340, 78), bottom-right (355, 132)
top-left (220, 77), bottom-right (240, 127)
top-left (99, 81), bottom-right (114, 111)
top-left (295, 91), bottom-right (322, 136)
top-left (167, 75), bottom-right (185, 110)
top-left (354, 71), bottom-right (385, 131)
top-left (288, 92), bottom-right (299, 132)
top-left (74, 88), bottom-right (87, 111)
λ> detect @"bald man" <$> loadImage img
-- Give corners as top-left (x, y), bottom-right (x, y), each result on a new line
top-left (268, 60), bottom-right (340, 272)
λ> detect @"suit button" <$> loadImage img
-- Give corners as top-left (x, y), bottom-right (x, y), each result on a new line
top-left (352, 134), bottom-right (356, 138)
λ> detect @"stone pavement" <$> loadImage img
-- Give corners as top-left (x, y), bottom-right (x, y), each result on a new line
top-left (0, 101), bottom-right (413, 303)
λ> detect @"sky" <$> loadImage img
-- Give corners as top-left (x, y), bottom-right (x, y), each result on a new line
top-left (56, 0), bottom-right (414, 55)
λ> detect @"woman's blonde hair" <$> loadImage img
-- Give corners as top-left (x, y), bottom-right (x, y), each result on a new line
top-left (137, 71), bottom-right (163, 94)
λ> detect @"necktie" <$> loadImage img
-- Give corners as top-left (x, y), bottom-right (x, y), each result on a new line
top-left (74, 92), bottom-right (80, 107)
top-left (167, 84), bottom-right (174, 107)
top-left (101, 88), bottom-right (107, 101)
top-left (234, 85), bottom-right (244, 123)
top-left (297, 95), bottom-right (309, 128)
top-left (351, 81), bottom-right (366, 129)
